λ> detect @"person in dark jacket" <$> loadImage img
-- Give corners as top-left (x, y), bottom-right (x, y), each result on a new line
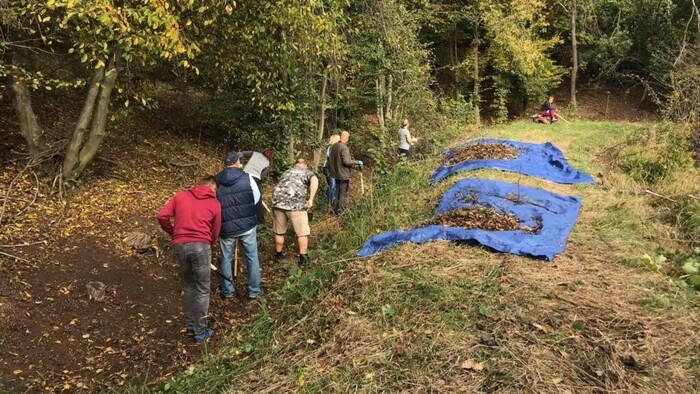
top-left (215, 152), bottom-right (262, 300)
top-left (321, 134), bottom-right (340, 207)
top-left (157, 176), bottom-right (221, 343)
top-left (540, 95), bottom-right (557, 122)
top-left (328, 131), bottom-right (363, 215)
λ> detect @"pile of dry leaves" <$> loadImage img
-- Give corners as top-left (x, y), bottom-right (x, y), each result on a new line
top-left (446, 143), bottom-right (519, 166)
top-left (428, 206), bottom-right (542, 234)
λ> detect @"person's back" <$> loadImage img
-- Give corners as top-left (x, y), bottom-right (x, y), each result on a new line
top-left (243, 151), bottom-right (270, 180)
top-left (398, 127), bottom-right (410, 150)
top-left (272, 166), bottom-right (316, 211)
top-left (328, 141), bottom-right (352, 181)
top-left (216, 166), bottom-right (257, 237)
top-left (215, 151), bottom-right (262, 300)
top-left (156, 177), bottom-right (221, 343)
top-left (157, 185), bottom-right (221, 245)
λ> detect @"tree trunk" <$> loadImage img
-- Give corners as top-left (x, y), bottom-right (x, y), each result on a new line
top-left (313, 69), bottom-right (329, 169)
top-left (385, 74), bottom-right (393, 121)
top-left (376, 76), bottom-right (385, 128)
top-left (473, 36), bottom-right (481, 127)
top-left (570, 0), bottom-right (578, 110)
top-left (64, 56), bottom-right (119, 181)
top-left (10, 74), bottom-right (43, 155)
top-left (288, 130), bottom-right (295, 165)
top-left (63, 67), bottom-right (105, 176)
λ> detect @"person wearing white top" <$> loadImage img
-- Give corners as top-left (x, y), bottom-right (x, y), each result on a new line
top-left (397, 119), bottom-right (418, 158)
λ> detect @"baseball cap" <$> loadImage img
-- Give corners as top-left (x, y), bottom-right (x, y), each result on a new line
top-left (223, 151), bottom-right (243, 166)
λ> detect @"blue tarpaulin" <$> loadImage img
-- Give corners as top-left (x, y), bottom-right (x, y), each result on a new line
top-left (358, 179), bottom-right (582, 260)
top-left (431, 139), bottom-right (595, 185)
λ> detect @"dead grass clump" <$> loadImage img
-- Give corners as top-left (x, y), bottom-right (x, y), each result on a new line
top-left (429, 206), bottom-right (542, 234)
top-left (446, 143), bottom-right (519, 166)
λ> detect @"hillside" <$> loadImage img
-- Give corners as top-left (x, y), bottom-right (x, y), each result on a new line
top-left (1, 93), bottom-right (699, 393)
top-left (156, 121), bottom-right (700, 393)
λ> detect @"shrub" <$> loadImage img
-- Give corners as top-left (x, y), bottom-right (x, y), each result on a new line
top-left (674, 196), bottom-right (700, 242)
top-left (617, 123), bottom-right (693, 185)
top-left (439, 93), bottom-right (477, 125)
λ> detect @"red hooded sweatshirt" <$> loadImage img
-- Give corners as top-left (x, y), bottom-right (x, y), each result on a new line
top-left (157, 185), bottom-right (222, 245)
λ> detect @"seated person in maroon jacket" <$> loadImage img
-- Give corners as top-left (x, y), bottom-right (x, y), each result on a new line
top-left (157, 176), bottom-right (221, 343)
top-left (540, 95), bottom-right (558, 122)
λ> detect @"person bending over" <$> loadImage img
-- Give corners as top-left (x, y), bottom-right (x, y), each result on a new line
top-left (271, 158), bottom-right (319, 266)
top-left (157, 176), bottom-right (221, 343)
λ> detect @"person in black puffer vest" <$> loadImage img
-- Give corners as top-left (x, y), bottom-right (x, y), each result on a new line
top-left (215, 151), bottom-right (262, 300)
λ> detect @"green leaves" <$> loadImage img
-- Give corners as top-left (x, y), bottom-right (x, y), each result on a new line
top-left (642, 253), bottom-right (666, 273)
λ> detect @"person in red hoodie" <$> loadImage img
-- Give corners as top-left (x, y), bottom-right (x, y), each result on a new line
top-left (157, 176), bottom-right (221, 343)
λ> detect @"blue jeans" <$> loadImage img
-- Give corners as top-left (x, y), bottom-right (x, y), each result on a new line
top-left (219, 229), bottom-right (262, 298)
top-left (325, 175), bottom-right (336, 205)
top-left (172, 242), bottom-right (211, 336)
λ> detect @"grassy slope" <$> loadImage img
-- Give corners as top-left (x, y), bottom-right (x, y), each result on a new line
top-left (141, 120), bottom-right (699, 394)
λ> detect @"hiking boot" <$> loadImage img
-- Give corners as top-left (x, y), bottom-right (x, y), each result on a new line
top-left (186, 323), bottom-right (195, 337)
top-left (298, 253), bottom-right (310, 267)
top-left (275, 252), bottom-right (285, 262)
top-left (193, 328), bottom-right (212, 343)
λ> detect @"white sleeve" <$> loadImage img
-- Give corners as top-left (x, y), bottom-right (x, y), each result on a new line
top-left (250, 174), bottom-right (260, 203)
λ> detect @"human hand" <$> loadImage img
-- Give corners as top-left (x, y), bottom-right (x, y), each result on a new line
top-left (357, 160), bottom-right (363, 168)
top-left (305, 199), bottom-right (314, 210)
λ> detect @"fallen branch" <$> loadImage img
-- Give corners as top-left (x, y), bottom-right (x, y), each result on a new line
top-left (0, 159), bottom-right (32, 226)
top-left (166, 161), bottom-right (199, 168)
top-left (0, 250), bottom-right (32, 263)
top-left (96, 156), bottom-right (121, 166)
top-left (644, 189), bottom-right (677, 203)
top-left (14, 171), bottom-right (40, 219)
top-left (0, 241), bottom-right (46, 248)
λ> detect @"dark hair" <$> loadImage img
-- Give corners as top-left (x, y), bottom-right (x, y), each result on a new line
top-left (199, 175), bottom-right (217, 186)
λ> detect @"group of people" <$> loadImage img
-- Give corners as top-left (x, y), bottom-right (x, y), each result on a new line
top-left (157, 121), bottom-right (418, 343)
top-left (157, 150), bottom-right (319, 342)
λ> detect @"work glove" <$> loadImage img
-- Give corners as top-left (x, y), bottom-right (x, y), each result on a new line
top-left (357, 160), bottom-right (363, 168)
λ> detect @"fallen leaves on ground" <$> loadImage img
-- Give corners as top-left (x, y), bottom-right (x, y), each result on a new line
top-left (446, 143), bottom-right (519, 166)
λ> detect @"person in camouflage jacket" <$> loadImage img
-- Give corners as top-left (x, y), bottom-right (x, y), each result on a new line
top-left (271, 159), bottom-right (319, 266)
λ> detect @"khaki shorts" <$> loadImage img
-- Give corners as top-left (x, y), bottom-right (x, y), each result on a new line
top-left (273, 208), bottom-right (310, 237)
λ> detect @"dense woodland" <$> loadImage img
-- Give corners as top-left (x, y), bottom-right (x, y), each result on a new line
top-left (1, 0), bottom-right (699, 177)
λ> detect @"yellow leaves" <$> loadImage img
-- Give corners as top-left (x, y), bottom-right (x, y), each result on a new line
top-left (460, 358), bottom-right (485, 371)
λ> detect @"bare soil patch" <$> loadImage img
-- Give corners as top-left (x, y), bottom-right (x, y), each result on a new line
top-left (0, 100), bottom-right (291, 391)
top-left (0, 234), bottom-right (275, 391)
top-left (446, 143), bottom-right (519, 166)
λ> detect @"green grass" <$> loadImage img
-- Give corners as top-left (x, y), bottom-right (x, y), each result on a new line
top-left (118, 119), bottom-right (700, 393)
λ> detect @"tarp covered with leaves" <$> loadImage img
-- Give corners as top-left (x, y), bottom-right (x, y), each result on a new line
top-left (358, 179), bottom-right (582, 260)
top-left (431, 139), bottom-right (595, 185)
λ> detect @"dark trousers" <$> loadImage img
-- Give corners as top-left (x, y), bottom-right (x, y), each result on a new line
top-left (398, 148), bottom-right (410, 158)
top-left (253, 176), bottom-right (265, 224)
top-left (332, 179), bottom-right (350, 215)
top-left (172, 242), bottom-right (211, 336)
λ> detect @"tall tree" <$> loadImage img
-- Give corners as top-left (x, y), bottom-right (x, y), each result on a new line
top-left (1, 0), bottom-right (209, 181)
top-left (571, 0), bottom-right (578, 110)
